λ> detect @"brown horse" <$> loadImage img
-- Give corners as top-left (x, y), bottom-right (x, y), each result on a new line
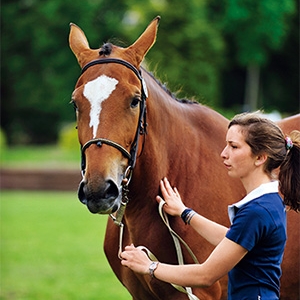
top-left (69, 16), bottom-right (299, 300)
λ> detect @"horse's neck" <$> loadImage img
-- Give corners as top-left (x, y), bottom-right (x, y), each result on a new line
top-left (125, 74), bottom-right (244, 237)
top-left (129, 73), bottom-right (229, 206)
top-left (143, 71), bottom-right (228, 155)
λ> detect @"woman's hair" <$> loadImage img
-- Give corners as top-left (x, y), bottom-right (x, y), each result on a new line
top-left (229, 112), bottom-right (300, 212)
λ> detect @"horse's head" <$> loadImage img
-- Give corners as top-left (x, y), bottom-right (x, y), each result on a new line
top-left (69, 17), bottom-right (160, 214)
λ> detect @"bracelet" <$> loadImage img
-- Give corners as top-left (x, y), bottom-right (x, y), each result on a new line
top-left (181, 208), bottom-right (196, 225)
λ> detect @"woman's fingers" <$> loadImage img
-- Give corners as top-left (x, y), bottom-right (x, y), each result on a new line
top-left (160, 177), bottom-right (176, 198)
top-left (156, 195), bottom-right (163, 204)
top-left (120, 245), bottom-right (152, 275)
top-left (174, 187), bottom-right (180, 197)
top-left (163, 177), bottom-right (173, 194)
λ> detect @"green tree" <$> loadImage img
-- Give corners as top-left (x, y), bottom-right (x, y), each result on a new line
top-left (128, 0), bottom-right (225, 106)
top-left (220, 0), bottom-right (296, 111)
top-left (1, 0), bottom-right (298, 145)
top-left (261, 7), bottom-right (299, 114)
top-left (1, 0), bottom-right (129, 144)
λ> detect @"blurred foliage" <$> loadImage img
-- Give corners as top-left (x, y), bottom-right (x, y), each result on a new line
top-left (58, 122), bottom-right (78, 151)
top-left (0, 128), bottom-right (7, 150)
top-left (129, 0), bottom-right (225, 106)
top-left (1, 0), bottom-right (130, 145)
top-left (220, 0), bottom-right (295, 66)
top-left (1, 0), bottom-right (298, 145)
top-left (216, 0), bottom-right (297, 111)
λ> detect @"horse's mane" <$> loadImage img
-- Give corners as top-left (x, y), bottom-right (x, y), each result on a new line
top-left (142, 67), bottom-right (198, 105)
top-left (99, 42), bottom-right (198, 105)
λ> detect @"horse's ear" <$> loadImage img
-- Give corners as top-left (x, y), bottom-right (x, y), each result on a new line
top-left (69, 23), bottom-right (97, 67)
top-left (128, 16), bottom-right (160, 66)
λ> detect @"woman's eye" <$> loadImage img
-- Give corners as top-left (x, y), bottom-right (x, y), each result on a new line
top-left (130, 97), bottom-right (140, 108)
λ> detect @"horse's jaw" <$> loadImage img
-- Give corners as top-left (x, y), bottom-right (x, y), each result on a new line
top-left (77, 179), bottom-right (122, 214)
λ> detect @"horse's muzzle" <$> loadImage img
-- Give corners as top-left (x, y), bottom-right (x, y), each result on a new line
top-left (78, 179), bottom-right (120, 214)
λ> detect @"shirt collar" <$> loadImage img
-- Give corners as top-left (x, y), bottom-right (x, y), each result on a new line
top-left (228, 181), bottom-right (279, 224)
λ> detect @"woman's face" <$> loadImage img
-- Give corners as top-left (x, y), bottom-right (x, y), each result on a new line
top-left (221, 125), bottom-right (257, 180)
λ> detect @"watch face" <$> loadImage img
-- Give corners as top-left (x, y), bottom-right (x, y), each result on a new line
top-left (149, 262), bottom-right (158, 278)
top-left (151, 262), bottom-right (157, 269)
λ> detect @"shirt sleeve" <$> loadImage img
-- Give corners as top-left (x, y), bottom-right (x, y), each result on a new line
top-left (226, 203), bottom-right (273, 251)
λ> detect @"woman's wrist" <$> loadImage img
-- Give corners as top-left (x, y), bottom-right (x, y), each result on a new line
top-left (181, 208), bottom-right (196, 225)
top-left (149, 261), bottom-right (159, 278)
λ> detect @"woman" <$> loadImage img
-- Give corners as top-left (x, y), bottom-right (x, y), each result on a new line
top-left (121, 112), bottom-right (300, 299)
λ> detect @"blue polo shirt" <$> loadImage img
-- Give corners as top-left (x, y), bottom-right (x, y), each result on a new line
top-left (226, 181), bottom-right (286, 300)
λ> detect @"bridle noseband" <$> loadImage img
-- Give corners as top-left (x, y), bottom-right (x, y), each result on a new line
top-left (80, 58), bottom-right (148, 180)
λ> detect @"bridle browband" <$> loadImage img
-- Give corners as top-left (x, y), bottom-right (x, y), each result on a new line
top-left (80, 58), bottom-right (148, 179)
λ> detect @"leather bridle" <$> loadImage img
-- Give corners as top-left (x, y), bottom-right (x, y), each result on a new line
top-left (78, 57), bottom-right (200, 299)
top-left (79, 58), bottom-right (148, 180)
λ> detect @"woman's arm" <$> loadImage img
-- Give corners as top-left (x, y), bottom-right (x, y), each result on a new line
top-left (157, 178), bottom-right (228, 246)
top-left (188, 213), bottom-right (228, 246)
top-left (121, 237), bottom-right (248, 287)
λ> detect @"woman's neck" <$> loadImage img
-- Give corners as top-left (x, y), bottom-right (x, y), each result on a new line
top-left (241, 171), bottom-right (272, 195)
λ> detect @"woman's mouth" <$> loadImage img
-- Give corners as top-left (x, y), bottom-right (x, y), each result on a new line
top-left (224, 163), bottom-right (231, 169)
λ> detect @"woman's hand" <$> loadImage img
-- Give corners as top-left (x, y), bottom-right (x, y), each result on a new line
top-left (156, 177), bottom-right (186, 217)
top-left (120, 244), bottom-right (152, 275)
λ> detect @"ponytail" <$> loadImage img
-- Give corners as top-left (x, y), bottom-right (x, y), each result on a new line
top-left (279, 130), bottom-right (300, 212)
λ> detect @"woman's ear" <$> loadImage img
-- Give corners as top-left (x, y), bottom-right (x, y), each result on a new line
top-left (255, 153), bottom-right (268, 167)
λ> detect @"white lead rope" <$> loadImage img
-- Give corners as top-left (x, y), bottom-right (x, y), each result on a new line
top-left (111, 199), bottom-right (200, 300)
top-left (158, 200), bottom-right (199, 265)
top-left (157, 200), bottom-right (199, 300)
top-left (138, 245), bottom-right (199, 300)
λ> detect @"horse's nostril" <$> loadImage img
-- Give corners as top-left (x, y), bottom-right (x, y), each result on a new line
top-left (78, 180), bottom-right (87, 205)
top-left (104, 180), bottom-right (119, 200)
top-left (77, 178), bottom-right (120, 213)
top-left (78, 179), bottom-right (119, 205)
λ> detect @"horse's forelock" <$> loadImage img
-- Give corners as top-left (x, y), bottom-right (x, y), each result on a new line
top-left (99, 43), bottom-right (113, 56)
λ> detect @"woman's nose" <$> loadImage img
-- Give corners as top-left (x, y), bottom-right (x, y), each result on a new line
top-left (220, 146), bottom-right (227, 159)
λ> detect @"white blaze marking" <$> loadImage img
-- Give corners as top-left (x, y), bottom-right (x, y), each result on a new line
top-left (83, 75), bottom-right (118, 138)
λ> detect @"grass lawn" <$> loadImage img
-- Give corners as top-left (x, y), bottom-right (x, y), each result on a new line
top-left (0, 191), bottom-right (131, 300)
top-left (0, 146), bottom-right (80, 170)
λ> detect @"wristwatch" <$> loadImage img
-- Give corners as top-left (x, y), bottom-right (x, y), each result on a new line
top-left (149, 261), bottom-right (159, 278)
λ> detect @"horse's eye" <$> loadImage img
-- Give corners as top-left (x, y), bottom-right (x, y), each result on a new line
top-left (70, 100), bottom-right (78, 111)
top-left (130, 97), bottom-right (140, 108)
